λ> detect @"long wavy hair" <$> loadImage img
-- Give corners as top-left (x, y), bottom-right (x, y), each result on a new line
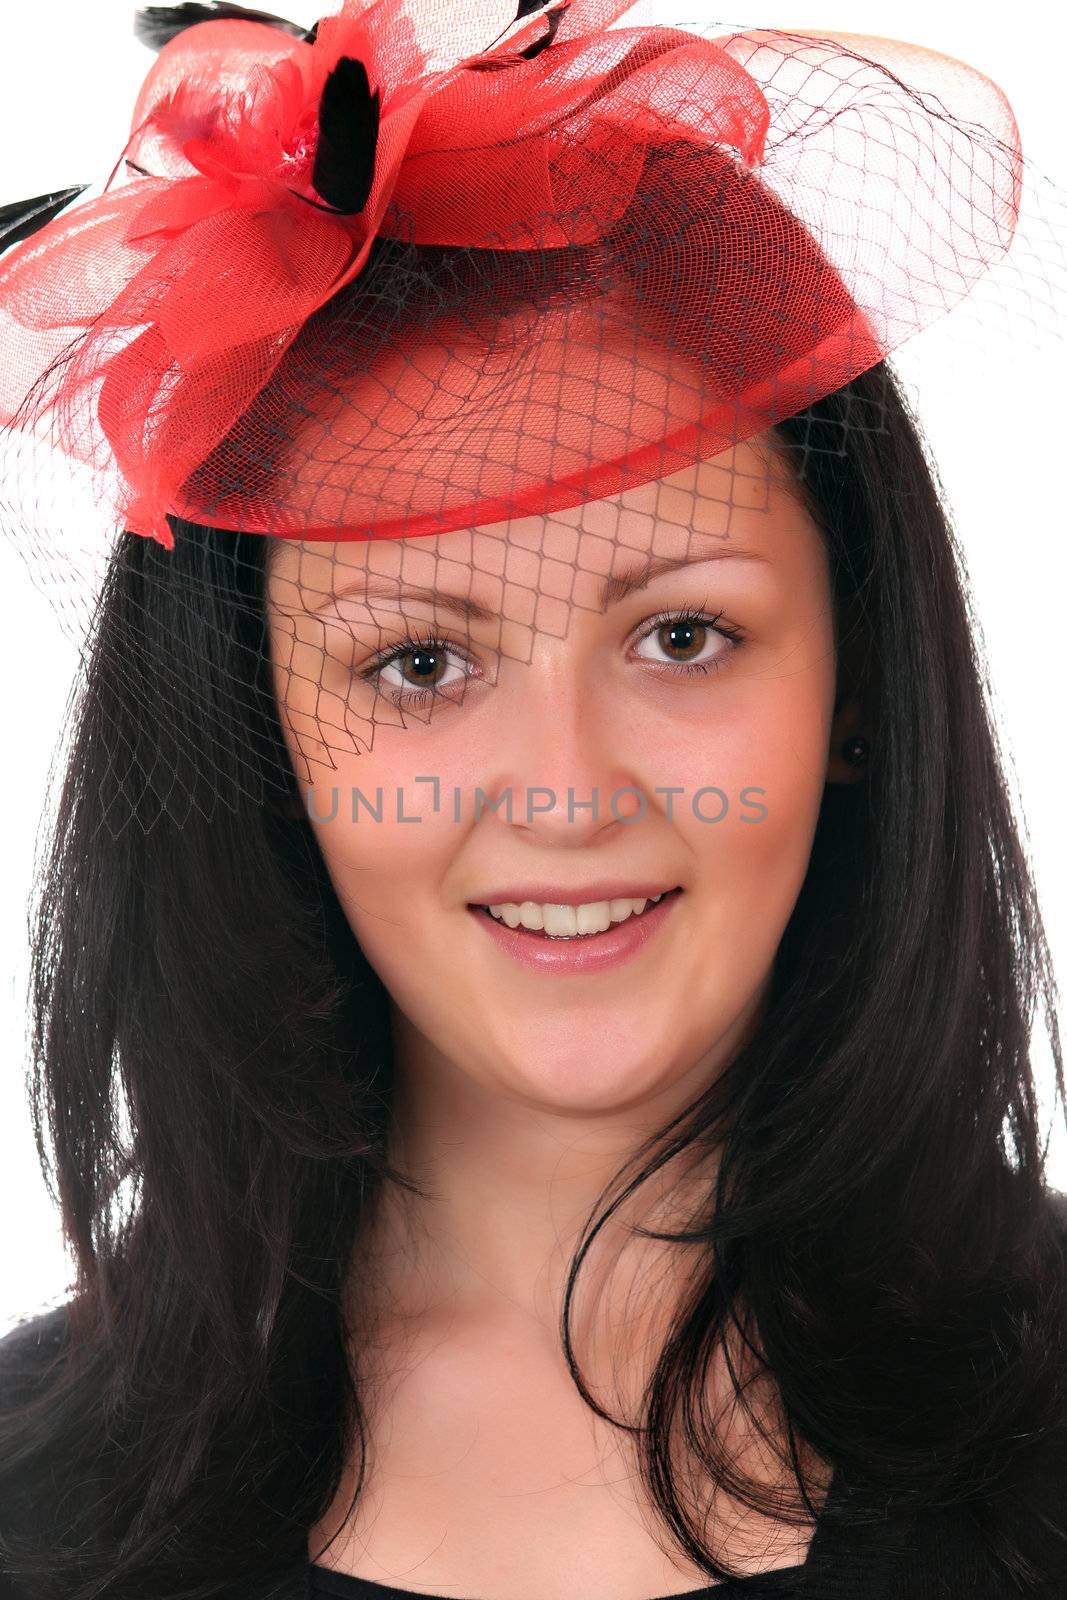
top-left (1, 22), bottom-right (1066, 1600)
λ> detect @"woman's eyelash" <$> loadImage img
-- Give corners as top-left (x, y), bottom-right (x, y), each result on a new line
top-left (638, 600), bottom-right (745, 662)
top-left (358, 627), bottom-right (473, 705)
top-left (358, 597), bottom-right (745, 706)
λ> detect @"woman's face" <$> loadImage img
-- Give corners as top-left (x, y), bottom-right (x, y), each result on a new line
top-left (265, 435), bottom-right (845, 1118)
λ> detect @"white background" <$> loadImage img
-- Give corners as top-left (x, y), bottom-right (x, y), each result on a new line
top-left (1, 2), bottom-right (1064, 1335)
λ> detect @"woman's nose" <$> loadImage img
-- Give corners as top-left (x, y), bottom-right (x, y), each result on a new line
top-left (478, 651), bottom-right (651, 845)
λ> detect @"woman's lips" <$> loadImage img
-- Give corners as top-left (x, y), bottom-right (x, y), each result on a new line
top-left (467, 887), bottom-right (682, 974)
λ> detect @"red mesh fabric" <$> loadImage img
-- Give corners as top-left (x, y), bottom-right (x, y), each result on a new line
top-left (0, 1), bottom-right (1023, 550)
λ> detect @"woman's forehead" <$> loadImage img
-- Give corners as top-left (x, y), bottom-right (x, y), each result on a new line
top-left (267, 434), bottom-right (810, 609)
top-left (265, 299), bottom-right (791, 554)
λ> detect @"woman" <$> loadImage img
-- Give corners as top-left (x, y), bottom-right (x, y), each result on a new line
top-left (0, 3), bottom-right (1065, 1598)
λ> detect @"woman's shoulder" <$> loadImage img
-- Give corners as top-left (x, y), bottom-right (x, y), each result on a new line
top-left (0, 1305), bottom-right (73, 1598)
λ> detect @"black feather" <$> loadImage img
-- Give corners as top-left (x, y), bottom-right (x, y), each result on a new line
top-left (518, 2), bottom-right (567, 62)
top-left (466, 0), bottom-right (568, 72)
top-left (0, 186), bottom-right (89, 259)
top-left (134, 4), bottom-right (306, 52)
top-left (311, 55), bottom-right (380, 216)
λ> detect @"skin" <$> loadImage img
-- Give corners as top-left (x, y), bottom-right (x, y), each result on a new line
top-left (264, 431), bottom-right (866, 1593)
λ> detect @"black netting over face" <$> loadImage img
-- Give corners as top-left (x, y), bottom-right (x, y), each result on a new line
top-left (74, 371), bottom-right (886, 840)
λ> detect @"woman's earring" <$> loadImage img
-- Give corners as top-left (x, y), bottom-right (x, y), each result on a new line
top-left (841, 735), bottom-right (870, 768)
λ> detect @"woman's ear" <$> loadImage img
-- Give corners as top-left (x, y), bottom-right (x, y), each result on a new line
top-left (826, 593), bottom-right (871, 785)
top-left (826, 698), bottom-right (869, 784)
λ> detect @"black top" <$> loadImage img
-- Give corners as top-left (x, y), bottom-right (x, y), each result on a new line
top-left (2, 1208), bottom-right (1067, 1600)
top-left (306, 1559), bottom-right (807, 1597)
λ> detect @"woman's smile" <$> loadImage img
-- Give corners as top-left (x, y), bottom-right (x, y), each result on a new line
top-left (466, 886), bottom-right (684, 975)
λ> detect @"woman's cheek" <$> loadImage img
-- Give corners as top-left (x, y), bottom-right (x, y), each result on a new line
top-left (723, 676), bottom-right (834, 927)
top-left (668, 652), bottom-right (832, 907)
top-left (306, 787), bottom-right (457, 960)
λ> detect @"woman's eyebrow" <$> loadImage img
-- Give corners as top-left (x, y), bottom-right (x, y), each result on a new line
top-left (598, 545), bottom-right (772, 608)
top-left (312, 541), bottom-right (771, 622)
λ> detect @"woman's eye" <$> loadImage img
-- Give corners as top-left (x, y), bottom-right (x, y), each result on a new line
top-left (363, 638), bottom-right (474, 707)
top-left (632, 610), bottom-right (741, 675)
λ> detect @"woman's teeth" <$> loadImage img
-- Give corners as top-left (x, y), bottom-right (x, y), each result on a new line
top-left (483, 893), bottom-right (667, 938)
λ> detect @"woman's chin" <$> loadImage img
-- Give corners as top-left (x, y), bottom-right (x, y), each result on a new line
top-left (469, 1021), bottom-right (705, 1116)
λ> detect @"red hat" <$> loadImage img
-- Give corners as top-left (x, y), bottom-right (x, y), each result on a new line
top-left (0, 0), bottom-right (1034, 552)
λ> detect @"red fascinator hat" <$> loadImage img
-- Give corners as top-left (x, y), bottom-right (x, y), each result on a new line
top-left (0, 0), bottom-right (1043, 549)
top-left (0, 0), bottom-right (1063, 806)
